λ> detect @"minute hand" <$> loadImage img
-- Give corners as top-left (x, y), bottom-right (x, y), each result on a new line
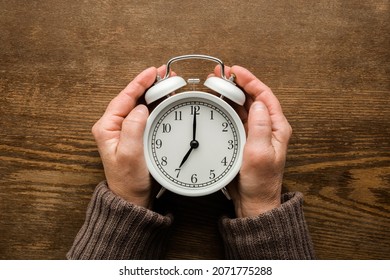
top-left (179, 112), bottom-right (199, 168)
top-left (192, 109), bottom-right (197, 140)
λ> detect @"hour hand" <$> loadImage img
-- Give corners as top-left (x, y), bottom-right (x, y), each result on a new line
top-left (179, 140), bottom-right (199, 168)
top-left (179, 147), bottom-right (193, 168)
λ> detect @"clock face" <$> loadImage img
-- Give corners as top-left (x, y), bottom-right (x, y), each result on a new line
top-left (144, 91), bottom-right (245, 196)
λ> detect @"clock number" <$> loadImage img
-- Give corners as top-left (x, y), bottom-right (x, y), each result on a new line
top-left (191, 105), bottom-right (200, 115)
top-left (174, 111), bottom-right (182, 121)
top-left (161, 156), bottom-right (168, 166)
top-left (222, 122), bottom-right (228, 132)
top-left (162, 123), bottom-right (171, 133)
top-left (210, 110), bottom-right (214, 120)
top-left (155, 139), bottom-right (162, 149)
top-left (221, 156), bottom-right (227, 166)
top-left (175, 168), bottom-right (181, 178)
top-left (191, 174), bottom-right (198, 184)
top-left (228, 140), bottom-right (234, 150)
top-left (209, 169), bottom-right (216, 179)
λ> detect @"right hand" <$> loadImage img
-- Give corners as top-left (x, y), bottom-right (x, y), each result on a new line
top-left (91, 66), bottom-right (167, 208)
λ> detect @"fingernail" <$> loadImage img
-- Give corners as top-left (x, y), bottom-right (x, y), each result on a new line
top-left (135, 104), bottom-right (148, 115)
top-left (229, 72), bottom-right (236, 82)
top-left (252, 102), bottom-right (266, 111)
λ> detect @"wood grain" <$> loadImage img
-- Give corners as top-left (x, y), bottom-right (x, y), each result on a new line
top-left (1, 0), bottom-right (389, 259)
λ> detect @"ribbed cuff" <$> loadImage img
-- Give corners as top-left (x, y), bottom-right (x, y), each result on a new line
top-left (67, 181), bottom-right (173, 260)
top-left (219, 192), bottom-right (315, 259)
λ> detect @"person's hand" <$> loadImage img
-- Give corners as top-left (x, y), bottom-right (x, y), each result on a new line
top-left (214, 65), bottom-right (292, 218)
top-left (91, 66), bottom-right (166, 208)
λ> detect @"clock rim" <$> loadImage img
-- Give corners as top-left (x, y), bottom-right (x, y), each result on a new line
top-left (143, 91), bottom-right (246, 197)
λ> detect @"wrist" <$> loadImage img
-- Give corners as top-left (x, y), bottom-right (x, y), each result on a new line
top-left (233, 185), bottom-right (282, 218)
top-left (233, 176), bottom-right (283, 217)
top-left (107, 182), bottom-right (151, 209)
top-left (235, 199), bottom-right (281, 218)
top-left (118, 192), bottom-right (151, 209)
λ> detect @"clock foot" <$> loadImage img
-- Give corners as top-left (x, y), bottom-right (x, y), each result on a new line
top-left (156, 187), bottom-right (167, 199)
top-left (221, 187), bottom-right (231, 200)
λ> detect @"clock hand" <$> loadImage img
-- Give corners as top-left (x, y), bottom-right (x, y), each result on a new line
top-left (179, 147), bottom-right (193, 168)
top-left (179, 140), bottom-right (199, 168)
top-left (179, 110), bottom-right (199, 168)
top-left (193, 109), bottom-right (197, 141)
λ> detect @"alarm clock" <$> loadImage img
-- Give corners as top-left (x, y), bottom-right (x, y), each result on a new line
top-left (143, 54), bottom-right (246, 198)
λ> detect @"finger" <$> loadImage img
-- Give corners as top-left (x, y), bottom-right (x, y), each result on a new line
top-left (246, 101), bottom-right (272, 148)
top-left (158, 65), bottom-right (178, 78)
top-left (230, 66), bottom-right (280, 112)
top-left (230, 65), bottom-right (291, 144)
top-left (117, 104), bottom-right (149, 158)
top-left (92, 67), bottom-right (158, 150)
top-left (213, 65), bottom-right (253, 113)
top-left (156, 64), bottom-right (169, 79)
top-left (209, 65), bottom-right (247, 120)
top-left (104, 67), bottom-right (158, 119)
top-left (213, 65), bottom-right (232, 78)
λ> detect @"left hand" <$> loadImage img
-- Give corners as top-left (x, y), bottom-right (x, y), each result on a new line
top-left (213, 65), bottom-right (292, 217)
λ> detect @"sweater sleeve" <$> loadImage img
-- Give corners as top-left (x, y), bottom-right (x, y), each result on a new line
top-left (219, 192), bottom-right (315, 259)
top-left (67, 181), bottom-right (173, 260)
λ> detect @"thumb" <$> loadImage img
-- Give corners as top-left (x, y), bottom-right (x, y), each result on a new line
top-left (117, 104), bottom-right (149, 157)
top-left (246, 101), bottom-right (272, 148)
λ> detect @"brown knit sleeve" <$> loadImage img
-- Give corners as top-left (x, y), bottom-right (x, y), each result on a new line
top-left (219, 192), bottom-right (315, 259)
top-left (67, 181), bottom-right (173, 260)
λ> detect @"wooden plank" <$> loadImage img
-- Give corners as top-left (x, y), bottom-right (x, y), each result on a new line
top-left (0, 0), bottom-right (389, 259)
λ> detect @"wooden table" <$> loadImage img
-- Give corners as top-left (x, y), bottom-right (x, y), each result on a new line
top-left (1, 0), bottom-right (389, 259)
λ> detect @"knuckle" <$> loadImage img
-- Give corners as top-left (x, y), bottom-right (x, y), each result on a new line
top-left (279, 119), bottom-right (292, 142)
top-left (286, 122), bottom-right (293, 138)
top-left (254, 118), bottom-right (271, 129)
top-left (91, 121), bottom-right (101, 137)
top-left (91, 119), bottom-right (107, 142)
top-left (123, 117), bottom-right (142, 128)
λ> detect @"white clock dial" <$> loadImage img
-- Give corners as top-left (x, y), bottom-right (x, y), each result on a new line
top-left (144, 92), bottom-right (246, 197)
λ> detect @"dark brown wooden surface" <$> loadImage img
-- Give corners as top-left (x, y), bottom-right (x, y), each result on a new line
top-left (1, 0), bottom-right (389, 260)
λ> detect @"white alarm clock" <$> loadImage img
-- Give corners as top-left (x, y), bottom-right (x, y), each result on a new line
top-left (143, 55), bottom-right (246, 198)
